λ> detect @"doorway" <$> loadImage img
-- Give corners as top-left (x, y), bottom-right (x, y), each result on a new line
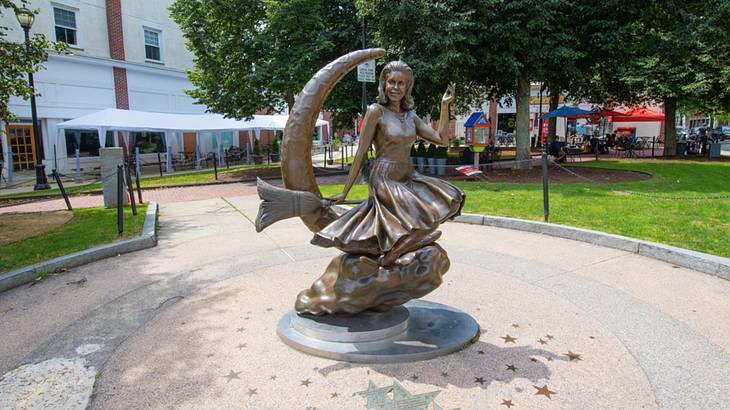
top-left (5, 124), bottom-right (36, 171)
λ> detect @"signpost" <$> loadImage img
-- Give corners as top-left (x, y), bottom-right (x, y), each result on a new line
top-left (357, 59), bottom-right (376, 83)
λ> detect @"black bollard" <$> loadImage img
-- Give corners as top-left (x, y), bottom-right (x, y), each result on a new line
top-left (135, 165), bottom-right (143, 204)
top-left (52, 169), bottom-right (73, 211)
top-left (117, 165), bottom-right (124, 236)
top-left (125, 163), bottom-right (137, 216)
top-left (213, 152), bottom-right (218, 180)
top-left (157, 152), bottom-right (163, 177)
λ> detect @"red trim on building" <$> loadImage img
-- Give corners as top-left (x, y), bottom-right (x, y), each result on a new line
top-left (105, 0), bottom-right (125, 60)
top-left (113, 67), bottom-right (129, 109)
top-left (106, 0), bottom-right (128, 109)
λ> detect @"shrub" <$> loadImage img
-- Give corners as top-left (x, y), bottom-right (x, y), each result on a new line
top-left (451, 138), bottom-right (460, 147)
top-left (271, 138), bottom-right (280, 154)
top-left (253, 139), bottom-right (262, 155)
top-left (417, 141), bottom-right (427, 157)
top-left (426, 143), bottom-right (437, 158)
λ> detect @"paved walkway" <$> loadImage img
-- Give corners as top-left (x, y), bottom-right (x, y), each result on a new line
top-left (1, 195), bottom-right (729, 409)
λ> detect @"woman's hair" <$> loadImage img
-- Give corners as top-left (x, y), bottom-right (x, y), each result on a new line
top-left (376, 61), bottom-right (415, 111)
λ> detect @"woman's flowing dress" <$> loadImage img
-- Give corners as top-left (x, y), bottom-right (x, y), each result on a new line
top-left (311, 105), bottom-right (465, 256)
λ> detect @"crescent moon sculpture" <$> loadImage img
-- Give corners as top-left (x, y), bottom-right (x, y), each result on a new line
top-left (282, 48), bottom-right (385, 233)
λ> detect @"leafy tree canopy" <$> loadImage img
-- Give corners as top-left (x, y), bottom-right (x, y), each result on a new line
top-left (1, 0), bottom-right (67, 121)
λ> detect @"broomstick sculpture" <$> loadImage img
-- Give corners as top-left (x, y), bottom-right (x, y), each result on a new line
top-left (255, 178), bottom-right (361, 232)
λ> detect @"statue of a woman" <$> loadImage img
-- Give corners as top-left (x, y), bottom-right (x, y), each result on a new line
top-left (311, 61), bottom-right (465, 266)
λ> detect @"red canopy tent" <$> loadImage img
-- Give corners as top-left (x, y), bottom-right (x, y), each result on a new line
top-left (612, 106), bottom-right (665, 122)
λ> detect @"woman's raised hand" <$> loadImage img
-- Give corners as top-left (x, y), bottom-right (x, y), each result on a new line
top-left (442, 83), bottom-right (455, 106)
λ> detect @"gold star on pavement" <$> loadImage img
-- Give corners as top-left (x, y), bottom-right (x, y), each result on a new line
top-left (246, 388), bottom-right (257, 397)
top-left (565, 351), bottom-right (582, 361)
top-left (537, 338), bottom-right (547, 345)
top-left (270, 375), bottom-right (277, 380)
top-left (506, 364), bottom-right (518, 372)
top-left (223, 370), bottom-right (241, 382)
top-left (441, 371), bottom-right (448, 377)
top-left (474, 377), bottom-right (485, 385)
top-left (501, 334), bottom-right (517, 344)
top-left (236, 327), bottom-right (245, 332)
top-left (501, 399), bottom-right (515, 408)
top-left (546, 357), bottom-right (554, 362)
top-left (529, 357), bottom-right (538, 362)
top-left (410, 374), bottom-right (419, 381)
top-left (330, 392), bottom-right (338, 398)
top-left (301, 379), bottom-right (312, 387)
top-left (477, 350), bottom-right (485, 354)
top-left (511, 323), bottom-right (519, 328)
top-left (237, 343), bottom-right (247, 349)
top-left (533, 384), bottom-right (556, 399)
top-left (545, 334), bottom-right (554, 340)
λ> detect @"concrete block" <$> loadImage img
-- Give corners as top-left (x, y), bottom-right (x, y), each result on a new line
top-left (100, 147), bottom-right (125, 208)
top-left (452, 213), bottom-right (484, 225)
top-left (637, 241), bottom-right (729, 279)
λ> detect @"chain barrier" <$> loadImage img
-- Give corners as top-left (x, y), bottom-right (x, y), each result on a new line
top-left (549, 159), bottom-right (730, 201)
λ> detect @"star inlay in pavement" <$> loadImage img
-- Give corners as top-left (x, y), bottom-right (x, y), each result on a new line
top-left (477, 350), bottom-right (485, 354)
top-left (441, 372), bottom-right (449, 377)
top-left (529, 357), bottom-right (538, 362)
top-left (236, 327), bottom-right (245, 332)
top-left (474, 377), bottom-right (485, 385)
top-left (511, 323), bottom-right (519, 328)
top-left (501, 334), bottom-right (518, 344)
top-left (223, 370), bottom-right (241, 382)
top-left (270, 375), bottom-right (277, 380)
top-left (410, 374), bottom-right (419, 381)
top-left (301, 379), bottom-right (312, 387)
top-left (501, 399), bottom-right (515, 408)
top-left (246, 388), bottom-right (257, 397)
top-left (565, 351), bottom-right (582, 361)
top-left (545, 334), bottom-right (554, 340)
top-left (266, 307), bottom-right (273, 312)
top-left (506, 364), bottom-right (518, 372)
top-left (237, 343), bottom-right (247, 349)
top-left (330, 392), bottom-right (338, 398)
top-left (533, 384), bottom-right (556, 399)
top-left (546, 357), bottom-right (554, 362)
top-left (537, 338), bottom-right (547, 345)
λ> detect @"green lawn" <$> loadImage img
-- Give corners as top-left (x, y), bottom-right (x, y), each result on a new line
top-left (320, 160), bottom-right (730, 258)
top-left (0, 204), bottom-right (148, 274)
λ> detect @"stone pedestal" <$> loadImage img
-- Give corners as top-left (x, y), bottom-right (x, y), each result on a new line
top-left (277, 299), bottom-right (480, 363)
top-left (100, 147), bottom-right (125, 208)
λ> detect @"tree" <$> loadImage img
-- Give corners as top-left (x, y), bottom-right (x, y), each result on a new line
top-left (0, 0), bottom-right (66, 121)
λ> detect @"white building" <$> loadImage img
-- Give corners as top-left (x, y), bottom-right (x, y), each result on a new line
top-left (1, 0), bottom-right (207, 175)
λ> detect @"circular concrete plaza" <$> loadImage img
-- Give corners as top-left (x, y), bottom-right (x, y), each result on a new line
top-left (1, 194), bottom-right (729, 409)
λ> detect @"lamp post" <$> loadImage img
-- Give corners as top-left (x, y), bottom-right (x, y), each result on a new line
top-left (16, 7), bottom-right (50, 190)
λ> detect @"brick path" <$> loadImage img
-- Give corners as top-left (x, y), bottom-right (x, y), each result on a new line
top-left (0, 175), bottom-right (347, 214)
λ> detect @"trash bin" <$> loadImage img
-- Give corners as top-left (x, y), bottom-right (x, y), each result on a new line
top-left (676, 141), bottom-right (687, 156)
top-left (708, 143), bottom-right (721, 158)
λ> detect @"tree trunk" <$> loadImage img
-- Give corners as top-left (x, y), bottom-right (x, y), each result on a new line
top-left (513, 75), bottom-right (531, 169)
top-left (286, 89), bottom-right (295, 113)
top-left (547, 92), bottom-right (559, 142)
top-left (663, 97), bottom-right (677, 157)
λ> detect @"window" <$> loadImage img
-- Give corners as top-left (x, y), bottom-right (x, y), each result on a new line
top-left (132, 132), bottom-right (166, 153)
top-left (53, 7), bottom-right (77, 46)
top-left (144, 29), bottom-right (161, 61)
top-left (65, 130), bottom-right (114, 157)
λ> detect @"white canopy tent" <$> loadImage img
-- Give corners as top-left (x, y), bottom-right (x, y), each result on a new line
top-left (54, 108), bottom-right (329, 173)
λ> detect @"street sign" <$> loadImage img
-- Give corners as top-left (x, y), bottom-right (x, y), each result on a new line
top-left (357, 60), bottom-right (376, 83)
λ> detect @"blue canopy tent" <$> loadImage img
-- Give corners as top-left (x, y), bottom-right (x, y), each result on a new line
top-left (540, 106), bottom-right (594, 144)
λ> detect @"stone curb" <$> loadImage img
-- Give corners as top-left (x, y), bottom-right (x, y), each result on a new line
top-left (0, 202), bottom-right (159, 293)
top-left (452, 213), bottom-right (730, 281)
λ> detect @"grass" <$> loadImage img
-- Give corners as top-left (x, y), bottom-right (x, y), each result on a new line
top-left (0, 163), bottom-right (279, 199)
top-left (320, 160), bottom-right (730, 258)
top-left (0, 204), bottom-right (148, 274)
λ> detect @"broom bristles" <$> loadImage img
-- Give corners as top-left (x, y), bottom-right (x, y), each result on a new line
top-left (255, 178), bottom-right (328, 232)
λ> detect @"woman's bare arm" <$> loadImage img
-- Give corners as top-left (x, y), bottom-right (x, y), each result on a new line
top-left (328, 104), bottom-right (382, 203)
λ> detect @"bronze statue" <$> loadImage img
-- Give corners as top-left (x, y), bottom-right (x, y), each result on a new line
top-left (256, 49), bottom-right (464, 315)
